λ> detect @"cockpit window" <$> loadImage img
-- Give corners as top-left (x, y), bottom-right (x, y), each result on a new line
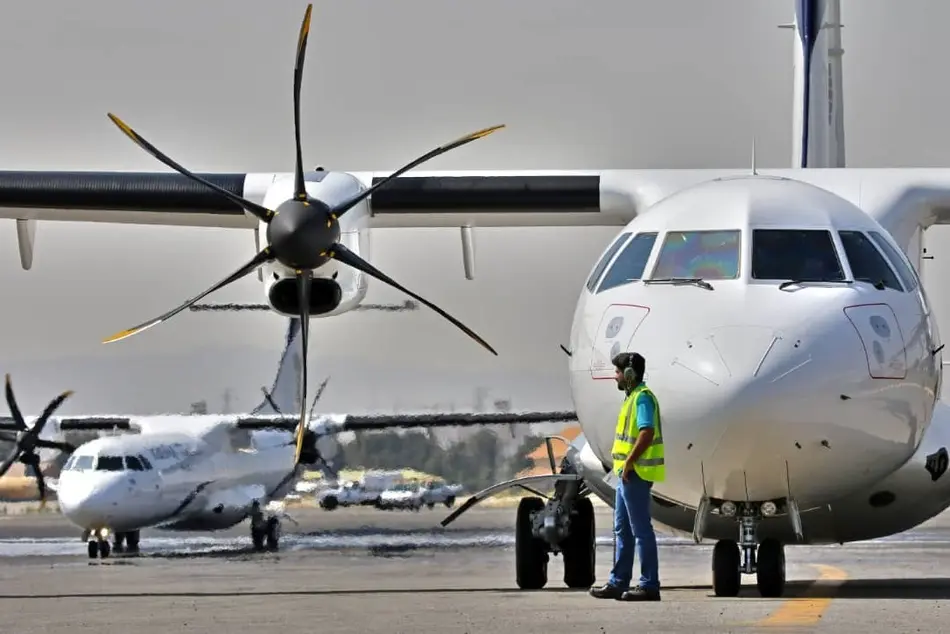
top-left (651, 230), bottom-right (741, 280)
top-left (586, 232), bottom-right (630, 292)
top-left (751, 229), bottom-right (846, 281)
top-left (868, 231), bottom-right (918, 291)
top-left (125, 455), bottom-right (145, 471)
top-left (71, 455), bottom-right (94, 471)
top-left (838, 231), bottom-right (903, 291)
top-left (95, 455), bottom-right (125, 471)
top-left (597, 232), bottom-right (658, 292)
top-left (138, 454), bottom-right (153, 470)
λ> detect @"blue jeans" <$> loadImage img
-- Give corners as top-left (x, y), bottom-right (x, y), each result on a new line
top-left (608, 469), bottom-right (660, 591)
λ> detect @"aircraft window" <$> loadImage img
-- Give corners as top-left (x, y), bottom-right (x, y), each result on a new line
top-left (125, 455), bottom-right (145, 471)
top-left (751, 229), bottom-right (846, 281)
top-left (138, 454), bottom-right (153, 470)
top-left (72, 455), bottom-right (94, 471)
top-left (586, 232), bottom-right (631, 292)
top-left (838, 231), bottom-right (903, 291)
top-left (95, 456), bottom-right (125, 471)
top-left (651, 230), bottom-right (741, 280)
top-left (598, 232), bottom-right (659, 292)
top-left (868, 231), bottom-right (918, 291)
top-left (63, 456), bottom-right (76, 471)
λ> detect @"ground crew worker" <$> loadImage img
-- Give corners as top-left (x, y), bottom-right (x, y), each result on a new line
top-left (589, 351), bottom-right (664, 602)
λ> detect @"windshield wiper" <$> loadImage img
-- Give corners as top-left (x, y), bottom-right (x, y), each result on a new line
top-left (778, 279), bottom-right (854, 290)
top-left (644, 277), bottom-right (714, 290)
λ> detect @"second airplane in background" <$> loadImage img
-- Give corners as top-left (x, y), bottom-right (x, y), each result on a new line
top-left (0, 318), bottom-right (575, 559)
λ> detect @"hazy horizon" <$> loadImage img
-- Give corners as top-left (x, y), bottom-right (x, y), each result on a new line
top-left (4, 1), bottom-right (950, 415)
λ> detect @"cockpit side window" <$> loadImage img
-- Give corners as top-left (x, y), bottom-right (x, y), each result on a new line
top-left (138, 454), bottom-right (153, 470)
top-left (751, 229), bottom-right (846, 281)
top-left (651, 230), bottom-right (741, 280)
top-left (597, 232), bottom-right (659, 292)
top-left (125, 455), bottom-right (145, 471)
top-left (95, 455), bottom-right (125, 471)
top-left (71, 455), bottom-right (94, 471)
top-left (586, 232), bottom-right (631, 292)
top-left (838, 231), bottom-right (903, 291)
top-left (868, 231), bottom-right (918, 291)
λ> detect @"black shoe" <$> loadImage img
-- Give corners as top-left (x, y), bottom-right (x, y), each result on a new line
top-left (619, 586), bottom-right (661, 601)
top-left (589, 583), bottom-right (625, 599)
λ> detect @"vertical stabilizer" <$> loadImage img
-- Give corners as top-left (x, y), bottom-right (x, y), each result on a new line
top-left (786, 0), bottom-right (845, 168)
top-left (251, 319), bottom-right (303, 415)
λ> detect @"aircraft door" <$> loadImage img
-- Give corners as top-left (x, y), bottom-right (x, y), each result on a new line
top-left (589, 304), bottom-right (650, 379)
top-left (844, 303), bottom-right (907, 379)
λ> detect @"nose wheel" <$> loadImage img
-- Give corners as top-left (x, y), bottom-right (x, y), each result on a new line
top-left (250, 514), bottom-right (281, 552)
top-left (711, 511), bottom-right (786, 598)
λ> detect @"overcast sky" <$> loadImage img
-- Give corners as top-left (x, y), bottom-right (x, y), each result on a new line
top-left (3, 0), bottom-right (950, 415)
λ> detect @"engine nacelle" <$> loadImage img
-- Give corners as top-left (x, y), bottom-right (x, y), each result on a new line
top-left (256, 169), bottom-right (372, 318)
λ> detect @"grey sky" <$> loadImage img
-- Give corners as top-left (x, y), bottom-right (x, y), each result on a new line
top-left (3, 0), bottom-right (950, 415)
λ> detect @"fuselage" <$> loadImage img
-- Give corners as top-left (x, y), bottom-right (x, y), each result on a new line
top-left (56, 419), bottom-right (297, 533)
top-left (568, 174), bottom-right (950, 544)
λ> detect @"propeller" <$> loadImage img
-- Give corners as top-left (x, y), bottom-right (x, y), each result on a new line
top-left (261, 375), bottom-right (333, 474)
top-left (0, 375), bottom-right (77, 507)
top-left (102, 4), bottom-right (502, 473)
top-left (101, 2), bottom-right (502, 358)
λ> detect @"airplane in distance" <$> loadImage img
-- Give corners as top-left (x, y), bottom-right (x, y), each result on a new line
top-left (0, 318), bottom-right (576, 559)
top-left (6, 0), bottom-right (950, 596)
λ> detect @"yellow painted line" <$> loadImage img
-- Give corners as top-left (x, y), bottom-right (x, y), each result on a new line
top-left (756, 564), bottom-right (848, 627)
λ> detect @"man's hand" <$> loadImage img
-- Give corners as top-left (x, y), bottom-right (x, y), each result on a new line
top-left (621, 462), bottom-right (632, 481)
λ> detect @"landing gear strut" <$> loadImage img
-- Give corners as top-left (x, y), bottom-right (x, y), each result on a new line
top-left (112, 530), bottom-right (141, 554)
top-left (711, 504), bottom-right (786, 598)
top-left (250, 504), bottom-right (281, 552)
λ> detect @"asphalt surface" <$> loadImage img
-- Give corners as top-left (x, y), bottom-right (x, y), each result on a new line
top-left (0, 505), bottom-right (948, 632)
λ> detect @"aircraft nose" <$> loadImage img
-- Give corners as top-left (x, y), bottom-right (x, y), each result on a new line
top-left (668, 319), bottom-right (917, 505)
top-left (59, 475), bottom-right (130, 527)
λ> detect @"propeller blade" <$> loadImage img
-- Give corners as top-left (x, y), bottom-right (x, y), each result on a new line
top-left (4, 375), bottom-right (27, 430)
top-left (292, 4), bottom-right (313, 201)
top-left (34, 467), bottom-right (47, 507)
top-left (327, 243), bottom-right (497, 355)
top-left (261, 387), bottom-right (283, 415)
top-left (102, 248), bottom-right (275, 344)
top-left (35, 439), bottom-right (76, 454)
top-left (0, 452), bottom-right (19, 478)
top-left (331, 124), bottom-right (505, 218)
top-left (106, 113), bottom-right (276, 223)
top-left (0, 430), bottom-right (18, 443)
top-left (292, 272), bottom-right (313, 464)
top-left (30, 389), bottom-right (74, 437)
top-left (308, 376), bottom-right (330, 419)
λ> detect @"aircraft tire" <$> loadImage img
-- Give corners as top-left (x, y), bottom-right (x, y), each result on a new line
top-left (445, 496), bottom-right (455, 508)
top-left (712, 539), bottom-right (741, 597)
top-left (562, 496), bottom-right (596, 588)
top-left (87, 541), bottom-right (98, 559)
top-left (515, 496), bottom-right (549, 589)
top-left (755, 538), bottom-right (786, 598)
top-left (265, 517), bottom-right (280, 551)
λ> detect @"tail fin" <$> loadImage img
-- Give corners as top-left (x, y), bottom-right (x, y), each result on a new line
top-left (785, 0), bottom-right (845, 168)
top-left (251, 319), bottom-right (303, 415)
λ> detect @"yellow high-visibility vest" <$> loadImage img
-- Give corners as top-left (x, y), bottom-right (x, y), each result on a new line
top-left (610, 384), bottom-right (665, 482)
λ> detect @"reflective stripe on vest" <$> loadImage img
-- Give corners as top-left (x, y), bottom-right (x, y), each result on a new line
top-left (610, 385), bottom-right (665, 483)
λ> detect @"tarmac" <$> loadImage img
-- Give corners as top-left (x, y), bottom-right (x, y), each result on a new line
top-left (0, 503), bottom-right (948, 633)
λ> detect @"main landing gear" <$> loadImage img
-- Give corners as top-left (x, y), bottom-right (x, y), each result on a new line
top-left (83, 528), bottom-right (140, 559)
top-left (249, 502), bottom-right (281, 552)
top-left (708, 500), bottom-right (797, 598)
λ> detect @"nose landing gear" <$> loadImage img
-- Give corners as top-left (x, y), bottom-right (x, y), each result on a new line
top-left (709, 501), bottom-right (792, 598)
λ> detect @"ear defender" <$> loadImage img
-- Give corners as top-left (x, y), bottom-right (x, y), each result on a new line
top-left (623, 366), bottom-right (637, 383)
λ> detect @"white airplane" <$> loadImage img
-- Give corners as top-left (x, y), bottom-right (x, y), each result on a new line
top-left (3, 0), bottom-right (950, 597)
top-left (0, 317), bottom-right (576, 559)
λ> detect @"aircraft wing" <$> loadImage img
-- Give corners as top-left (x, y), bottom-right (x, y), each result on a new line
top-left (234, 410), bottom-right (578, 433)
top-left (0, 169), bottom-right (648, 231)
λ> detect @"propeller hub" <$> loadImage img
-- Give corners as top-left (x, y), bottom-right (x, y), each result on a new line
top-left (266, 198), bottom-right (340, 270)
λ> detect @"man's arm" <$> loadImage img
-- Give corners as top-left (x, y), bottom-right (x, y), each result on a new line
top-left (623, 392), bottom-right (655, 473)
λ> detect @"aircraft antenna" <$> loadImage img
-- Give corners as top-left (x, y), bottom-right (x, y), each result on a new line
top-left (751, 136), bottom-right (758, 176)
